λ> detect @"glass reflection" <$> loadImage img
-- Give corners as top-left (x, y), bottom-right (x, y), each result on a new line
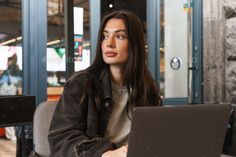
top-left (74, 0), bottom-right (90, 72)
top-left (47, 0), bottom-right (90, 101)
top-left (47, 0), bottom-right (65, 101)
top-left (0, 0), bottom-right (22, 96)
top-left (160, 0), bottom-right (165, 97)
top-left (0, 1), bottom-right (22, 155)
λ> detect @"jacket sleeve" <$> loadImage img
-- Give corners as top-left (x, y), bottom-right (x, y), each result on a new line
top-left (48, 75), bottom-right (115, 157)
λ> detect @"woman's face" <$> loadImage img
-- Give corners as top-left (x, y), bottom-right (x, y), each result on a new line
top-left (101, 18), bottom-right (129, 66)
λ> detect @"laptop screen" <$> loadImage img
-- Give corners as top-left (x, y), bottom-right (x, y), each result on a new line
top-left (0, 95), bottom-right (35, 127)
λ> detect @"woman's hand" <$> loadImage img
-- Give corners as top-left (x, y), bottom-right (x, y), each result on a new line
top-left (102, 145), bottom-right (128, 157)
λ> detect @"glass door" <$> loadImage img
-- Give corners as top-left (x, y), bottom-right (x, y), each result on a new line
top-left (160, 0), bottom-right (193, 104)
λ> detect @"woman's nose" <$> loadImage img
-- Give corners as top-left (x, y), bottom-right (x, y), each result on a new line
top-left (106, 36), bottom-right (115, 48)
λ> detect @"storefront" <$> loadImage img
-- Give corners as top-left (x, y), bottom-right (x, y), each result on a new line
top-left (0, 0), bottom-right (203, 105)
top-left (1, 0), bottom-right (236, 156)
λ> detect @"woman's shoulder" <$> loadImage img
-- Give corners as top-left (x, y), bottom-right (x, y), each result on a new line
top-left (65, 69), bottom-right (99, 87)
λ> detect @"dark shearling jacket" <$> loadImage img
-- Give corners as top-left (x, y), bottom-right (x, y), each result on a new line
top-left (47, 67), bottom-right (160, 157)
top-left (48, 68), bottom-right (116, 157)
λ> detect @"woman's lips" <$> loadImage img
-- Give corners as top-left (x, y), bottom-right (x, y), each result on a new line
top-left (105, 52), bottom-right (118, 57)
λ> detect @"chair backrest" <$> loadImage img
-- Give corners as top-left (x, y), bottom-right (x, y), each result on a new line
top-left (33, 101), bottom-right (57, 157)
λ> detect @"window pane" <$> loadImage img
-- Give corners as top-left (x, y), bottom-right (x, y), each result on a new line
top-left (47, 0), bottom-right (65, 101)
top-left (46, 0), bottom-right (91, 101)
top-left (0, 0), bottom-right (22, 97)
top-left (160, 0), bottom-right (191, 98)
top-left (74, 0), bottom-right (90, 71)
top-left (0, 1), bottom-right (22, 155)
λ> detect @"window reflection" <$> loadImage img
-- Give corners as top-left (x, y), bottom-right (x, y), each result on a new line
top-left (160, 0), bottom-right (165, 97)
top-left (0, 1), bottom-right (22, 155)
top-left (0, 0), bottom-right (22, 96)
top-left (47, 0), bottom-right (90, 101)
top-left (74, 0), bottom-right (90, 72)
top-left (47, 0), bottom-right (65, 101)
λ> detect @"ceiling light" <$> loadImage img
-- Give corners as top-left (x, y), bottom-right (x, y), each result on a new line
top-left (0, 36), bottom-right (22, 46)
top-left (109, 4), bottom-right (113, 8)
top-left (47, 39), bottom-right (61, 46)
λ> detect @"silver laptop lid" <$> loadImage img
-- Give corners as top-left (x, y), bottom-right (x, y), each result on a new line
top-left (127, 104), bottom-right (231, 157)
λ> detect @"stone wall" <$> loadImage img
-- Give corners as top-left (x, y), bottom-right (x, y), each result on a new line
top-left (224, 0), bottom-right (236, 102)
top-left (203, 0), bottom-right (236, 103)
top-left (203, 0), bottom-right (226, 103)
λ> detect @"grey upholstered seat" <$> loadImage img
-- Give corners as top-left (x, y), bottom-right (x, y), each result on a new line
top-left (33, 101), bottom-right (57, 157)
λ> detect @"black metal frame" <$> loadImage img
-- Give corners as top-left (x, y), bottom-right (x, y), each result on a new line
top-left (192, 0), bottom-right (203, 103)
top-left (22, 0), bottom-right (47, 105)
top-left (64, 0), bottom-right (75, 79)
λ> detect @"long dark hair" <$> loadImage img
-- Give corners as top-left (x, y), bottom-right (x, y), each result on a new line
top-left (88, 10), bottom-right (162, 108)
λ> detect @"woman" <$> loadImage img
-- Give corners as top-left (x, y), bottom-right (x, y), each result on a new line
top-left (48, 10), bottom-right (162, 157)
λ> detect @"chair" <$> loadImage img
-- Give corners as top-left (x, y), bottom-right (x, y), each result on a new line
top-left (33, 101), bottom-right (57, 157)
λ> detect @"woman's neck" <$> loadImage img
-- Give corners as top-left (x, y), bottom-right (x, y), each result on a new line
top-left (109, 65), bottom-right (124, 86)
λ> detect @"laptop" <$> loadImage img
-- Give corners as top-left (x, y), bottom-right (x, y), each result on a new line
top-left (127, 104), bottom-right (231, 157)
top-left (0, 95), bottom-right (36, 127)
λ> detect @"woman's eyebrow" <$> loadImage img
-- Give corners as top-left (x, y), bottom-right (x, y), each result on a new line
top-left (103, 29), bottom-right (127, 33)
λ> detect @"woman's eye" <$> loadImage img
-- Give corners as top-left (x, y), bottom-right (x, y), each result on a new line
top-left (115, 34), bottom-right (127, 40)
top-left (103, 34), bottom-right (109, 39)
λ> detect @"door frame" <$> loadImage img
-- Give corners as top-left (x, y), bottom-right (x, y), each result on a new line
top-left (22, 0), bottom-right (47, 105)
